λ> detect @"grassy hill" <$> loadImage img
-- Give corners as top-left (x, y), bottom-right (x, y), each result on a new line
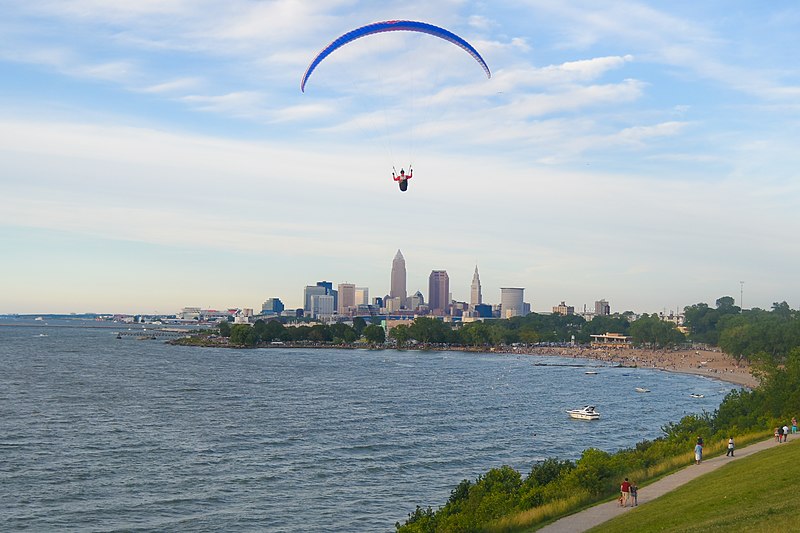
top-left (587, 439), bottom-right (800, 532)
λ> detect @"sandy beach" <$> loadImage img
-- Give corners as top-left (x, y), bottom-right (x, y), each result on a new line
top-left (517, 345), bottom-right (758, 388)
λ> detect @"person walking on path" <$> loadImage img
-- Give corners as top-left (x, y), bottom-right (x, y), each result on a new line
top-left (726, 436), bottom-right (735, 457)
top-left (694, 441), bottom-right (703, 464)
top-left (792, 417), bottom-right (797, 434)
top-left (629, 481), bottom-right (638, 506)
top-left (783, 424), bottom-right (790, 441)
top-left (620, 478), bottom-right (631, 507)
top-left (775, 427), bottom-right (781, 442)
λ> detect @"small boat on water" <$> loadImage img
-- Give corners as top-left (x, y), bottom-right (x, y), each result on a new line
top-left (585, 371), bottom-right (598, 375)
top-left (635, 387), bottom-right (651, 393)
top-left (567, 405), bottom-right (600, 420)
top-left (690, 393), bottom-right (705, 398)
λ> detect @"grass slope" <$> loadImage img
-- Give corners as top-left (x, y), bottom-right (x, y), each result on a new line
top-left (588, 439), bottom-right (800, 532)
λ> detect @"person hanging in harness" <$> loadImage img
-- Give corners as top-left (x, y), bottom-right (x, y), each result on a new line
top-left (392, 166), bottom-right (412, 192)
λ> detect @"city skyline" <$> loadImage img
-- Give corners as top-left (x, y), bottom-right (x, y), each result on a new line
top-left (3, 3), bottom-right (800, 314)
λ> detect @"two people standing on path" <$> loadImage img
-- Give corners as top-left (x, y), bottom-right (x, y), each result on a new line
top-left (619, 478), bottom-right (638, 507)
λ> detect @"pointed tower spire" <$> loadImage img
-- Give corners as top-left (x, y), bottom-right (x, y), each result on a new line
top-left (390, 250), bottom-right (407, 302)
top-left (470, 265), bottom-right (482, 307)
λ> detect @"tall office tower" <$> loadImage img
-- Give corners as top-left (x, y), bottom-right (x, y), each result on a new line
top-left (470, 266), bottom-right (482, 307)
top-left (355, 287), bottom-right (369, 306)
top-left (390, 250), bottom-right (407, 304)
top-left (428, 270), bottom-right (450, 315)
top-left (595, 299), bottom-right (611, 316)
top-left (310, 294), bottom-right (335, 319)
top-left (317, 281), bottom-right (337, 311)
top-left (303, 285), bottom-right (328, 312)
top-left (338, 283), bottom-right (356, 315)
top-left (500, 287), bottom-right (525, 318)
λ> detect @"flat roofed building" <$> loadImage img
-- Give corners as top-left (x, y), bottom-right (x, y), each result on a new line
top-left (500, 287), bottom-right (525, 318)
top-left (429, 270), bottom-right (450, 315)
top-left (553, 301), bottom-right (574, 315)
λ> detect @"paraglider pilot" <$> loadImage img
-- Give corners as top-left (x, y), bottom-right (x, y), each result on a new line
top-left (393, 166), bottom-right (412, 192)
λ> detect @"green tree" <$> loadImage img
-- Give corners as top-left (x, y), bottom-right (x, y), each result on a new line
top-left (352, 317), bottom-right (368, 336)
top-left (218, 320), bottom-right (231, 338)
top-left (308, 324), bottom-right (331, 342)
top-left (229, 324), bottom-right (257, 346)
top-left (363, 324), bottom-right (386, 344)
top-left (389, 324), bottom-right (410, 347)
top-left (408, 317), bottom-right (450, 343)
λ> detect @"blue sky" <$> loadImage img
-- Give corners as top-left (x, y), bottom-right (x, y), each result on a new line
top-left (2, 1), bottom-right (800, 314)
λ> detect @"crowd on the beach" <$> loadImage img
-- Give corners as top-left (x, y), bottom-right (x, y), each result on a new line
top-left (517, 345), bottom-right (757, 388)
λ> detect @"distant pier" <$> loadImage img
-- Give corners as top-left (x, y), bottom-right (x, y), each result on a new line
top-left (116, 329), bottom-right (193, 339)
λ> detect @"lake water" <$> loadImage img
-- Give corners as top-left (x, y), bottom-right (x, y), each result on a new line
top-left (0, 320), bottom-right (733, 531)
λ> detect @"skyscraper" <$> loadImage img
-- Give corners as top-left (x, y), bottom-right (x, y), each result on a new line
top-left (338, 283), bottom-right (356, 315)
top-left (429, 270), bottom-right (450, 315)
top-left (390, 250), bottom-right (407, 304)
top-left (355, 287), bottom-right (369, 306)
top-left (470, 266), bottom-right (482, 307)
top-left (500, 287), bottom-right (525, 318)
top-left (595, 299), bottom-right (611, 316)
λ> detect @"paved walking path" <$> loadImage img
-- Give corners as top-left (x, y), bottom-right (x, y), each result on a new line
top-left (538, 436), bottom-right (785, 532)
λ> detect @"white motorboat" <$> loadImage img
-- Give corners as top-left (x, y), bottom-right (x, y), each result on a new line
top-left (567, 405), bottom-right (600, 420)
top-left (635, 387), bottom-right (651, 393)
top-left (690, 393), bottom-right (705, 398)
top-left (585, 371), bottom-right (598, 375)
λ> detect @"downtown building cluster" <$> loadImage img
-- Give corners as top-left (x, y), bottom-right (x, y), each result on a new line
top-left (179, 250), bottom-right (617, 325)
top-left (298, 250), bottom-right (533, 322)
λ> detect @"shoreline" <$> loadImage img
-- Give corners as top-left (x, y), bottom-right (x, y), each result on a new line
top-left (169, 336), bottom-right (758, 389)
top-left (513, 345), bottom-right (758, 388)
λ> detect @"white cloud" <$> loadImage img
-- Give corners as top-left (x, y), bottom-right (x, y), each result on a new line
top-left (139, 77), bottom-right (203, 94)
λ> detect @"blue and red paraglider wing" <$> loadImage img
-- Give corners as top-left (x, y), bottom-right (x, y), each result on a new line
top-left (300, 20), bottom-right (491, 92)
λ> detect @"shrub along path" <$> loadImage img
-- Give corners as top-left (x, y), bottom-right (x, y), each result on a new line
top-left (537, 436), bottom-right (782, 533)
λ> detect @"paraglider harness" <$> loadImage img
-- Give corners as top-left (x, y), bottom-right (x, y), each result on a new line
top-left (393, 165), bottom-right (412, 192)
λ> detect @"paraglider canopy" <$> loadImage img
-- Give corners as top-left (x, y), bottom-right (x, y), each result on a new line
top-left (300, 20), bottom-right (491, 92)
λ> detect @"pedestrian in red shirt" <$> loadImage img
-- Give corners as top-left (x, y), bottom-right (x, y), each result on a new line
top-left (620, 478), bottom-right (631, 507)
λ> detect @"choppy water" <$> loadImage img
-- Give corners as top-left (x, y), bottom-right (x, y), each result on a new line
top-left (0, 320), bottom-right (733, 531)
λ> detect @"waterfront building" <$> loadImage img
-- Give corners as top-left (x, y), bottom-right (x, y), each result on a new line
top-left (595, 299), bottom-right (611, 316)
top-left (180, 307), bottom-right (201, 320)
top-left (553, 301), bottom-right (574, 315)
top-left (303, 285), bottom-right (327, 313)
top-left (304, 281), bottom-right (338, 313)
top-left (310, 294), bottom-right (335, 319)
top-left (390, 250), bottom-right (407, 305)
top-left (470, 266), bottom-right (482, 308)
top-left (338, 283), bottom-right (356, 315)
top-left (429, 270), bottom-right (450, 315)
top-left (590, 332), bottom-right (631, 347)
top-left (500, 288), bottom-right (525, 318)
top-left (261, 298), bottom-right (285, 315)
